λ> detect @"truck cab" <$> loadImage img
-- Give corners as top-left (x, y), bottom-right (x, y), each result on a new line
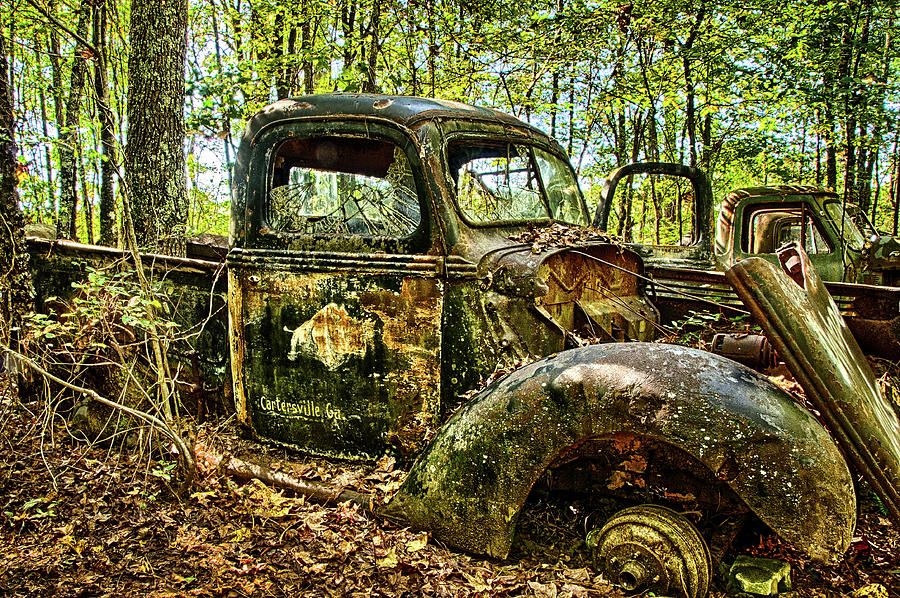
top-left (229, 94), bottom-right (657, 461)
top-left (716, 186), bottom-right (900, 286)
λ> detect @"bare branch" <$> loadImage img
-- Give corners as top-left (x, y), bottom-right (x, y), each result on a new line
top-left (23, 0), bottom-right (101, 58)
top-left (1, 344), bottom-right (196, 492)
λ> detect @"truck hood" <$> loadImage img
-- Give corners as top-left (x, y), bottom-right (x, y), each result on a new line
top-left (471, 234), bottom-right (659, 342)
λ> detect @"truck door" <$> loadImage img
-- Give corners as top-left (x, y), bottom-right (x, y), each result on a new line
top-left (229, 121), bottom-right (443, 460)
top-left (594, 163), bottom-right (717, 270)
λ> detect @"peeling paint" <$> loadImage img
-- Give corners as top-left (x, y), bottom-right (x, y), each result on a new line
top-left (285, 303), bottom-right (373, 370)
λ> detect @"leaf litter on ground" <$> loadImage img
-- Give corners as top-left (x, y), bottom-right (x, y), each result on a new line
top-left (0, 356), bottom-right (898, 597)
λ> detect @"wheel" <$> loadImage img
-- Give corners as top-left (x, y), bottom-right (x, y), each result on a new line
top-left (586, 504), bottom-right (712, 598)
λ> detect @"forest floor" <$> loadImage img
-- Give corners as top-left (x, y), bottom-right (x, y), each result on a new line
top-left (0, 371), bottom-right (898, 598)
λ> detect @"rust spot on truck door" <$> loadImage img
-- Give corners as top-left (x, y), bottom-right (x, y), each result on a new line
top-left (285, 303), bottom-right (373, 370)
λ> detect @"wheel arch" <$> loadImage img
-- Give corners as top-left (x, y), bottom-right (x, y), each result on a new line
top-left (382, 343), bottom-right (855, 563)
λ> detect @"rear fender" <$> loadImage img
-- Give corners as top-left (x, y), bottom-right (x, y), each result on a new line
top-left (383, 343), bottom-right (854, 563)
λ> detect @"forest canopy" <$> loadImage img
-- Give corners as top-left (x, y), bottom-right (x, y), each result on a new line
top-left (4, 0), bottom-right (900, 246)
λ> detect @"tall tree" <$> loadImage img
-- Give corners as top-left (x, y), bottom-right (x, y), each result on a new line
top-left (0, 32), bottom-right (34, 348)
top-left (125, 0), bottom-right (189, 255)
top-left (93, 0), bottom-right (118, 246)
top-left (56, 0), bottom-right (91, 240)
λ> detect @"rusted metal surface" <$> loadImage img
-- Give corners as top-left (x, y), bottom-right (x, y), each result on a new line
top-left (384, 342), bottom-right (854, 563)
top-left (726, 244), bottom-right (900, 526)
top-left (587, 504), bottom-right (711, 598)
top-left (27, 236), bottom-right (231, 414)
top-left (27, 237), bottom-right (222, 271)
top-left (536, 245), bottom-right (658, 341)
top-left (709, 333), bottom-right (777, 370)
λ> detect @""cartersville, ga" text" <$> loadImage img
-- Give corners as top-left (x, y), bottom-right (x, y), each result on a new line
top-left (259, 397), bottom-right (346, 422)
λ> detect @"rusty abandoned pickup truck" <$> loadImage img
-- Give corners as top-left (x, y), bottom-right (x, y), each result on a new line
top-left (222, 95), bottom-right (900, 598)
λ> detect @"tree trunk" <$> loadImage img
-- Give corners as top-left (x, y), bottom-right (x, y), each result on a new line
top-left (125, 0), bottom-right (189, 256)
top-left (0, 32), bottom-right (35, 348)
top-left (824, 108), bottom-right (838, 189)
top-left (838, 2), bottom-right (870, 206)
top-left (681, 9), bottom-right (705, 169)
top-left (362, 0), bottom-right (381, 93)
top-left (891, 134), bottom-right (899, 236)
top-left (426, 0), bottom-right (436, 96)
top-left (300, 19), bottom-right (314, 94)
top-left (819, 13), bottom-right (841, 191)
top-left (33, 39), bottom-right (55, 220)
top-left (859, 19), bottom-right (893, 216)
top-left (341, 1), bottom-right (357, 76)
top-left (211, 11), bottom-right (233, 190)
top-left (77, 141), bottom-right (93, 243)
top-left (273, 6), bottom-right (289, 99)
top-left (57, 0), bottom-right (92, 240)
top-left (94, 0), bottom-right (118, 247)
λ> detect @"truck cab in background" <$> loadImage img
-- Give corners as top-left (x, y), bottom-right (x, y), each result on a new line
top-left (596, 162), bottom-right (900, 358)
top-left (716, 186), bottom-right (900, 286)
top-left (598, 162), bottom-right (900, 286)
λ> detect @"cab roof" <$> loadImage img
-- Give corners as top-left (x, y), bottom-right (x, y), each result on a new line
top-left (722, 185), bottom-right (838, 214)
top-left (239, 93), bottom-right (549, 146)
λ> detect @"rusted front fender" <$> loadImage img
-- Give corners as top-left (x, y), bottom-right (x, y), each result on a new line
top-left (383, 343), bottom-right (854, 563)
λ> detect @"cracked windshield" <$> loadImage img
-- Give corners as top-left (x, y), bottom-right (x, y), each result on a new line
top-left (449, 141), bottom-right (588, 226)
top-left (268, 136), bottom-right (420, 237)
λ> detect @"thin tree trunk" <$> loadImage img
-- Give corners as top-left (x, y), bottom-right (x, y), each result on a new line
top-left (77, 139), bottom-right (93, 244)
top-left (859, 18), bottom-right (893, 215)
top-left (57, 0), bottom-right (91, 240)
top-left (426, 0), bottom-right (436, 96)
top-left (870, 153), bottom-right (880, 225)
top-left (94, 0), bottom-right (118, 247)
top-left (341, 1), bottom-right (357, 76)
top-left (891, 134), bottom-right (899, 236)
top-left (363, 0), bottom-right (381, 93)
top-left (567, 76), bottom-right (574, 156)
top-left (824, 106), bottom-right (838, 189)
top-left (550, 71), bottom-right (559, 138)
top-left (301, 19), bottom-right (313, 94)
top-left (211, 10), bottom-right (233, 190)
top-left (816, 129), bottom-right (822, 187)
top-left (820, 14), bottom-right (842, 191)
top-left (800, 124), bottom-right (807, 184)
top-left (34, 38), bottom-right (55, 220)
top-left (404, 6), bottom-right (418, 95)
top-left (681, 9), bottom-right (705, 169)
top-left (48, 1), bottom-right (65, 149)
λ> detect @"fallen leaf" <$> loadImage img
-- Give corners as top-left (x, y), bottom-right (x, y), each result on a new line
top-left (376, 547), bottom-right (398, 568)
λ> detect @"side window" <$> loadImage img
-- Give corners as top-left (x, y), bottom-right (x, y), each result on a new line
top-left (604, 174), bottom-right (698, 246)
top-left (745, 205), bottom-right (831, 255)
top-left (267, 136), bottom-right (420, 237)
top-left (452, 143), bottom-right (547, 223)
